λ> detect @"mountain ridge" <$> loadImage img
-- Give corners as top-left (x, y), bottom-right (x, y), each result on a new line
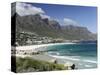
top-left (12, 13), bottom-right (97, 40)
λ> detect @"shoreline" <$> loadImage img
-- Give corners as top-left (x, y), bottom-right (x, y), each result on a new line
top-left (12, 42), bottom-right (97, 69)
top-left (14, 53), bottom-right (97, 69)
top-left (48, 54), bottom-right (97, 68)
top-left (47, 53), bottom-right (97, 64)
top-left (15, 42), bottom-right (76, 51)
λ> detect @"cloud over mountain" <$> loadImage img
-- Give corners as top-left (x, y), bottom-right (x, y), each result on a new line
top-left (63, 18), bottom-right (79, 26)
top-left (40, 14), bottom-right (51, 19)
top-left (16, 2), bottom-right (45, 16)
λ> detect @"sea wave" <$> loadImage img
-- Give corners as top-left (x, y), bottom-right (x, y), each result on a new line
top-left (48, 54), bottom-right (81, 61)
top-left (48, 54), bottom-right (97, 64)
top-left (83, 59), bottom-right (97, 64)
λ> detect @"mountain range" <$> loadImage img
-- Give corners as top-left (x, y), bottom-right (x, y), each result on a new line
top-left (11, 13), bottom-right (97, 40)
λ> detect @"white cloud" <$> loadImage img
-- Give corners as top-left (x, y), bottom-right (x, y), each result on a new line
top-left (40, 14), bottom-right (50, 19)
top-left (63, 18), bottom-right (79, 26)
top-left (16, 2), bottom-right (45, 16)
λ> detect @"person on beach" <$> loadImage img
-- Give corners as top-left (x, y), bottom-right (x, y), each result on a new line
top-left (54, 59), bottom-right (58, 64)
top-left (71, 64), bottom-right (75, 70)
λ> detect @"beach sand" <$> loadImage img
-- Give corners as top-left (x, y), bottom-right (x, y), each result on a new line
top-left (15, 42), bottom-right (76, 51)
top-left (14, 42), bottom-right (97, 69)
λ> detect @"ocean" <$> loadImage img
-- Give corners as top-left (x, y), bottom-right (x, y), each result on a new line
top-left (46, 43), bottom-right (97, 69)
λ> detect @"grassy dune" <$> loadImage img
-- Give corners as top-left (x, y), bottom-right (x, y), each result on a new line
top-left (16, 57), bottom-right (68, 73)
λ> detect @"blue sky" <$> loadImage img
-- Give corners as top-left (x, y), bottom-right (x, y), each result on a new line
top-left (18, 2), bottom-right (97, 33)
top-left (32, 3), bottom-right (97, 33)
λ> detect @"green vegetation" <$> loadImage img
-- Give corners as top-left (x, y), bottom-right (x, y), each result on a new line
top-left (16, 57), bottom-right (67, 73)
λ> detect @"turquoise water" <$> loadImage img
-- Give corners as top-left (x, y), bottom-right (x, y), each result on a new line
top-left (46, 43), bottom-right (97, 69)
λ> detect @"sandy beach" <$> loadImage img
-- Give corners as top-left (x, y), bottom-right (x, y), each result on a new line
top-left (16, 42), bottom-right (76, 51)
top-left (14, 42), bottom-right (76, 67)
top-left (13, 42), bottom-right (97, 69)
top-left (13, 42), bottom-right (76, 67)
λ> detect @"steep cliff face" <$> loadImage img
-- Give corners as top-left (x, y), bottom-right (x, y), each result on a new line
top-left (61, 25), bottom-right (96, 40)
top-left (12, 13), bottom-right (63, 38)
top-left (12, 13), bottom-right (97, 40)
